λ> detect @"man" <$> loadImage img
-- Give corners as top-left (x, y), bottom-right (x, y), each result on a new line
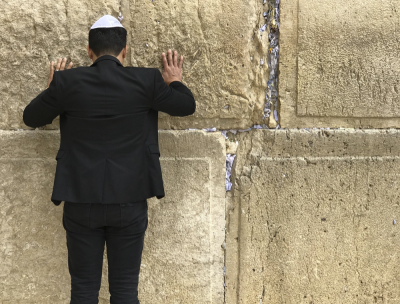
top-left (22, 15), bottom-right (196, 304)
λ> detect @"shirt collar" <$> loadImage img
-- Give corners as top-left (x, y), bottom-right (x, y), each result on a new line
top-left (90, 55), bottom-right (123, 67)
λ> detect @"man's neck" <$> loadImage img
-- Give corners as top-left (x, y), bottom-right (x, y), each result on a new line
top-left (92, 54), bottom-right (124, 66)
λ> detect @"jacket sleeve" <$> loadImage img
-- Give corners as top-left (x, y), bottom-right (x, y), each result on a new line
top-left (23, 72), bottom-right (63, 128)
top-left (151, 68), bottom-right (196, 116)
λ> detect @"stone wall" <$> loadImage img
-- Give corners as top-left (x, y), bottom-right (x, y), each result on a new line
top-left (0, 130), bottom-right (225, 303)
top-left (225, 130), bottom-right (400, 303)
top-left (1, 0), bottom-right (400, 303)
top-left (280, 0), bottom-right (400, 128)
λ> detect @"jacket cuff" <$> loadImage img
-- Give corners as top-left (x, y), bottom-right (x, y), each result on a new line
top-left (169, 80), bottom-right (185, 87)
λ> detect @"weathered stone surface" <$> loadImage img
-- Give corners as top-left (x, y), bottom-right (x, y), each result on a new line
top-left (225, 129), bottom-right (400, 303)
top-left (0, 130), bottom-right (225, 303)
top-left (0, 135), bottom-right (69, 302)
top-left (0, 0), bottom-right (121, 131)
top-left (4, 0), bottom-right (271, 131)
top-left (129, 0), bottom-right (268, 129)
top-left (280, 0), bottom-right (400, 128)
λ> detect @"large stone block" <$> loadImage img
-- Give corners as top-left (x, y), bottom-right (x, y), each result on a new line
top-left (225, 129), bottom-right (400, 303)
top-left (128, 0), bottom-right (268, 129)
top-left (6, 0), bottom-right (271, 131)
top-left (280, 0), bottom-right (400, 128)
top-left (0, 130), bottom-right (225, 303)
top-left (0, 0), bottom-right (121, 130)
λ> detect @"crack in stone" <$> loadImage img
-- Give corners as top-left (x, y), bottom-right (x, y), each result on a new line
top-left (263, 0), bottom-right (280, 128)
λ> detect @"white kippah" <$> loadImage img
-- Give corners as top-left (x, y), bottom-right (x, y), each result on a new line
top-left (90, 15), bottom-right (124, 29)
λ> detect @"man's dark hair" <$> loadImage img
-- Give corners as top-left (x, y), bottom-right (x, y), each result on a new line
top-left (88, 27), bottom-right (127, 57)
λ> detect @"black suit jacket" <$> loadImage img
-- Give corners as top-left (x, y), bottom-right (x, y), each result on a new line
top-left (23, 55), bottom-right (196, 205)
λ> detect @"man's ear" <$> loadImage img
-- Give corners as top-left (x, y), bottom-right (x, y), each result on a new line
top-left (123, 45), bottom-right (128, 58)
top-left (87, 45), bottom-right (93, 60)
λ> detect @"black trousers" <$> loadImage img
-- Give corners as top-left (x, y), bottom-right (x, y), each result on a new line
top-left (62, 200), bottom-right (148, 304)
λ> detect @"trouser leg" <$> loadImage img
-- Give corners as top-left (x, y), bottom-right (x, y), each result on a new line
top-left (65, 215), bottom-right (105, 304)
top-left (106, 230), bottom-right (146, 304)
top-left (106, 201), bottom-right (148, 304)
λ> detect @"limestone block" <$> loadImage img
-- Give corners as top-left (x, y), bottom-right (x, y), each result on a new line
top-left (0, 130), bottom-right (225, 304)
top-left (280, 0), bottom-right (400, 128)
top-left (129, 0), bottom-right (268, 130)
top-left (0, 133), bottom-right (69, 303)
top-left (6, 0), bottom-right (270, 131)
top-left (226, 129), bottom-right (400, 303)
top-left (0, 0), bottom-right (120, 130)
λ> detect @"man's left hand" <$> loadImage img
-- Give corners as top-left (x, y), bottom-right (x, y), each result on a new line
top-left (47, 58), bottom-right (73, 88)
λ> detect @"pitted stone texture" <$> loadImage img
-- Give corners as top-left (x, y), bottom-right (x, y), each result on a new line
top-left (0, 130), bottom-right (225, 304)
top-left (130, 0), bottom-right (269, 129)
top-left (0, 0), bottom-right (121, 130)
top-left (280, 0), bottom-right (400, 128)
top-left (0, 151), bottom-right (69, 301)
top-left (7, 0), bottom-right (271, 131)
top-left (225, 129), bottom-right (400, 303)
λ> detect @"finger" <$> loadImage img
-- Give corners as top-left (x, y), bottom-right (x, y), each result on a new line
top-left (49, 61), bottom-right (54, 74)
top-left (67, 61), bottom-right (73, 69)
top-left (60, 58), bottom-right (67, 70)
top-left (178, 55), bottom-right (183, 69)
top-left (48, 61), bottom-right (54, 87)
top-left (55, 58), bottom-right (62, 71)
top-left (162, 53), bottom-right (168, 69)
top-left (167, 49), bottom-right (172, 66)
top-left (173, 50), bottom-right (178, 67)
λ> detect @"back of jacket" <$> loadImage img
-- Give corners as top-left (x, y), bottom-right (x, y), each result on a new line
top-left (23, 55), bottom-right (196, 205)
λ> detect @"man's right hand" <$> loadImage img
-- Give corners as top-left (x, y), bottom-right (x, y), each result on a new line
top-left (161, 49), bottom-right (183, 85)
